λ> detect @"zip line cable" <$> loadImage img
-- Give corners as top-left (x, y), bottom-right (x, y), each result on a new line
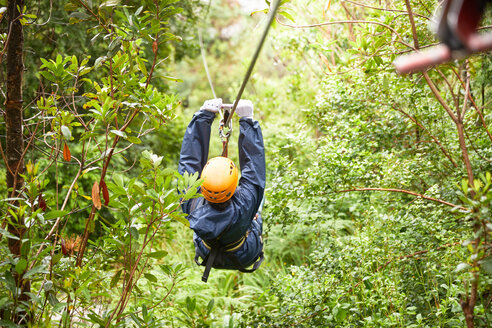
top-left (198, 0), bottom-right (281, 155)
top-left (224, 0), bottom-right (281, 128)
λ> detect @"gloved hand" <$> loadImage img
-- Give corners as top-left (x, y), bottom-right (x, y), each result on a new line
top-left (235, 99), bottom-right (254, 119)
top-left (200, 98), bottom-right (222, 113)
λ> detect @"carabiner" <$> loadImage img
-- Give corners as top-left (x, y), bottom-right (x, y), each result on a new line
top-left (219, 104), bottom-right (233, 140)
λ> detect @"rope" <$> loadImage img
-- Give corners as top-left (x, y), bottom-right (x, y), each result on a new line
top-left (224, 0), bottom-right (281, 128)
top-left (198, 29), bottom-right (217, 99)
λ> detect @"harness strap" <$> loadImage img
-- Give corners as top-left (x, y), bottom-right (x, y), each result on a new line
top-left (202, 247), bottom-right (219, 282)
top-left (237, 251), bottom-right (264, 273)
top-left (202, 232), bottom-right (247, 252)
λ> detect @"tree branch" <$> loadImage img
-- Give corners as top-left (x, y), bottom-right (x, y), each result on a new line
top-left (336, 187), bottom-right (469, 211)
top-left (392, 105), bottom-right (458, 168)
top-left (276, 19), bottom-right (414, 49)
top-left (342, 0), bottom-right (430, 20)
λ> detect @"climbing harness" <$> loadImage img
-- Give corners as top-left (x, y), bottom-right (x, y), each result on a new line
top-left (187, 197), bottom-right (264, 282)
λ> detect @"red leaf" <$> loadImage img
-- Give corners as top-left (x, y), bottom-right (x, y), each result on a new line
top-left (61, 238), bottom-right (68, 256)
top-left (100, 179), bottom-right (109, 206)
top-left (38, 194), bottom-right (47, 212)
top-left (152, 40), bottom-right (158, 54)
top-left (92, 181), bottom-right (102, 210)
top-left (63, 143), bottom-right (71, 161)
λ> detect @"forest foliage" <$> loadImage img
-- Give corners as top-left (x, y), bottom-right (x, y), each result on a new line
top-left (0, 0), bottom-right (491, 327)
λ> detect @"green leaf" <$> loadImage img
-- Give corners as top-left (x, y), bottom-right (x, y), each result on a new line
top-left (15, 258), bottom-right (27, 275)
top-left (94, 56), bottom-right (107, 68)
top-left (44, 210), bottom-right (69, 220)
top-left (455, 262), bottom-right (471, 273)
top-left (23, 265), bottom-right (49, 279)
top-left (108, 36), bottom-right (122, 51)
top-left (0, 320), bottom-right (17, 328)
top-left (278, 10), bottom-right (294, 22)
top-left (69, 11), bottom-right (90, 20)
top-left (147, 250), bottom-right (168, 259)
top-left (186, 296), bottom-right (196, 312)
top-left (110, 129), bottom-right (127, 138)
top-left (44, 280), bottom-right (53, 292)
top-left (39, 71), bottom-right (56, 82)
top-left (130, 226), bottom-right (139, 240)
top-left (100, 0), bottom-right (120, 8)
top-left (144, 272), bottom-right (157, 282)
top-left (184, 187), bottom-right (197, 200)
top-left (161, 168), bottom-right (174, 176)
top-left (462, 179), bottom-right (468, 194)
top-left (170, 212), bottom-right (189, 227)
top-left (0, 228), bottom-right (20, 240)
top-left (87, 312), bottom-right (105, 325)
top-left (136, 56), bottom-right (148, 76)
top-left (207, 299), bottom-right (215, 315)
top-left (147, 189), bottom-right (159, 201)
top-left (21, 239), bottom-right (31, 257)
top-left (160, 75), bottom-right (182, 82)
top-left (52, 301), bottom-right (67, 313)
top-left (126, 136), bottom-right (142, 144)
top-left (130, 313), bottom-right (143, 327)
top-left (61, 125), bottom-right (71, 140)
top-left (51, 253), bottom-right (63, 265)
top-left (481, 257), bottom-right (492, 274)
top-left (110, 270), bottom-right (122, 288)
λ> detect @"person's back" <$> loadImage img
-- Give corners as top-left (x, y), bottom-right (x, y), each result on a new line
top-left (178, 98), bottom-right (265, 281)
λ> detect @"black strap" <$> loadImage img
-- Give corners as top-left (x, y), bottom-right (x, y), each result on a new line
top-left (232, 251), bottom-right (264, 273)
top-left (202, 247), bottom-right (219, 282)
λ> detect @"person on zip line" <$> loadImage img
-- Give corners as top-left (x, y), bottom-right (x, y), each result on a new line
top-left (178, 98), bottom-right (265, 282)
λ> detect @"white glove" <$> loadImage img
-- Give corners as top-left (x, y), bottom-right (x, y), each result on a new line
top-left (200, 98), bottom-right (222, 113)
top-left (235, 99), bottom-right (254, 119)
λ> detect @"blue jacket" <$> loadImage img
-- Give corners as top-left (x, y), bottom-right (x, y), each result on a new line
top-left (179, 109), bottom-right (266, 268)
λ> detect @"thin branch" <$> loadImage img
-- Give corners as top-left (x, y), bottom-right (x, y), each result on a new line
top-left (436, 68), bottom-right (459, 110)
top-left (422, 72), bottom-right (459, 123)
top-left (477, 25), bottom-right (492, 30)
top-left (464, 127), bottom-right (492, 164)
top-left (404, 0), bottom-right (420, 49)
top-left (35, 0), bottom-right (53, 26)
top-left (276, 19), bottom-right (414, 49)
top-left (459, 65), bottom-right (471, 122)
top-left (452, 66), bottom-right (492, 143)
top-left (336, 187), bottom-right (469, 211)
top-left (342, 0), bottom-right (430, 20)
top-left (392, 105), bottom-right (458, 168)
top-left (377, 241), bottom-right (462, 272)
top-left (77, 0), bottom-right (111, 34)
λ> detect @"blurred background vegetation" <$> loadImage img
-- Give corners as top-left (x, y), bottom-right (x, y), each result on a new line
top-left (0, 0), bottom-right (491, 327)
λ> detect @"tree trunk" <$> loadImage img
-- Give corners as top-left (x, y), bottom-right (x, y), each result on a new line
top-left (5, 0), bottom-right (30, 324)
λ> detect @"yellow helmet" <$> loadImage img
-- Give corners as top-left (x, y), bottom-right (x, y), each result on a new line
top-left (201, 157), bottom-right (239, 203)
